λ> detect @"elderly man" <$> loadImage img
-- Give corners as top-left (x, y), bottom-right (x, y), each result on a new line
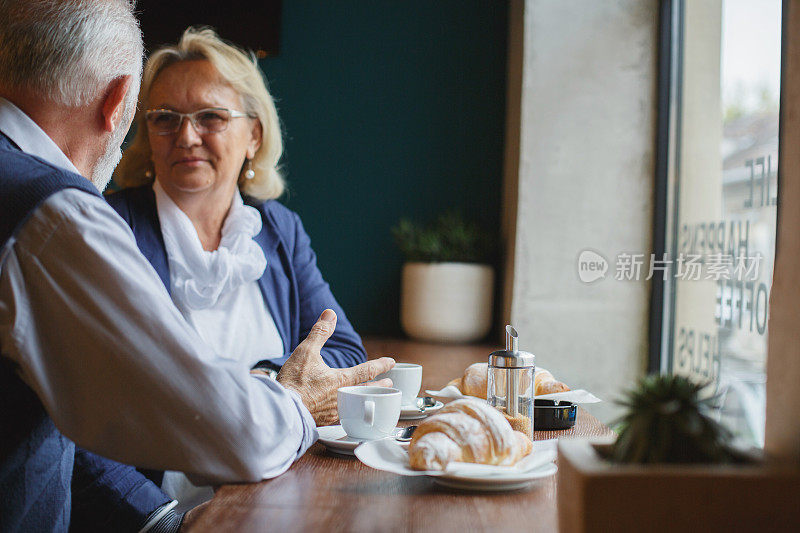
top-left (0, 1), bottom-right (393, 531)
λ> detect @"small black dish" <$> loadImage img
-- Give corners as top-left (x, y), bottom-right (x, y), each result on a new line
top-left (534, 399), bottom-right (577, 430)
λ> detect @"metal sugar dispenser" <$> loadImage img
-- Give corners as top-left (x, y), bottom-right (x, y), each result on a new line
top-left (487, 325), bottom-right (535, 437)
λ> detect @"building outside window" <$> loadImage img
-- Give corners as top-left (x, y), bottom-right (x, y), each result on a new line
top-left (660, 0), bottom-right (781, 448)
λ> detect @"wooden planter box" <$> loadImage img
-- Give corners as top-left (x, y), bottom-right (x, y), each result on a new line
top-left (557, 439), bottom-right (800, 532)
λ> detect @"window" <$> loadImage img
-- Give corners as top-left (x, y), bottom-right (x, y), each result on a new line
top-left (657, 0), bottom-right (781, 448)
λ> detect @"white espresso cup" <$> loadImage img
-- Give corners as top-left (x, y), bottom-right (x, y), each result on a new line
top-left (375, 363), bottom-right (422, 406)
top-left (337, 386), bottom-right (402, 440)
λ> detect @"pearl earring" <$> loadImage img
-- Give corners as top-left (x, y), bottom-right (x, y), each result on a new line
top-left (145, 169), bottom-right (153, 178)
top-left (244, 159), bottom-right (255, 180)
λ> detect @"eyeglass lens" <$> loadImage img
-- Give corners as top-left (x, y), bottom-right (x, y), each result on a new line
top-left (147, 108), bottom-right (232, 134)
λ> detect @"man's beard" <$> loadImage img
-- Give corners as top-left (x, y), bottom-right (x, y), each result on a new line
top-left (89, 138), bottom-right (123, 191)
top-left (89, 91), bottom-right (136, 191)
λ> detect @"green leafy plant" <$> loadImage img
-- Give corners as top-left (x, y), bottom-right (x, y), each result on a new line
top-left (607, 374), bottom-right (746, 464)
top-left (392, 211), bottom-right (493, 263)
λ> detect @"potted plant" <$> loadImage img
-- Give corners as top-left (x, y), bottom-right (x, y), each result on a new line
top-left (392, 212), bottom-right (494, 343)
top-left (557, 375), bottom-right (799, 531)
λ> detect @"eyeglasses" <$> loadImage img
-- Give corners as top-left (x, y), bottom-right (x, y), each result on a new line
top-left (144, 107), bottom-right (256, 135)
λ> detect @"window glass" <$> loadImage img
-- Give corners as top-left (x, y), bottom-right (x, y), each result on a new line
top-left (665, 0), bottom-right (781, 448)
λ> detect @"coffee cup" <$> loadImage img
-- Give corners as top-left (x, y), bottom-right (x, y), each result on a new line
top-left (376, 363), bottom-right (422, 406)
top-left (337, 386), bottom-right (402, 440)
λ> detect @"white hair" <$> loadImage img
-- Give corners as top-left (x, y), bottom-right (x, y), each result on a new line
top-left (90, 92), bottom-right (136, 191)
top-left (0, 0), bottom-right (143, 107)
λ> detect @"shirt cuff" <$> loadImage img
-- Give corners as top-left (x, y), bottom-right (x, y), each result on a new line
top-left (284, 387), bottom-right (320, 447)
top-left (249, 374), bottom-right (319, 448)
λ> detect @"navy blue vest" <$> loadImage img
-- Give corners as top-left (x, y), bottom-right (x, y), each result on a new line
top-left (0, 132), bottom-right (100, 532)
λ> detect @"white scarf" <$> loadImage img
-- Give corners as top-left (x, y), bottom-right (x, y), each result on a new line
top-left (153, 181), bottom-right (267, 310)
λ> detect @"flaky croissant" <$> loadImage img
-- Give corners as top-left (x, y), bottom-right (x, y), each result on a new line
top-left (534, 368), bottom-right (570, 395)
top-left (447, 362), bottom-right (570, 399)
top-left (408, 398), bottom-right (533, 470)
top-left (447, 362), bottom-right (488, 398)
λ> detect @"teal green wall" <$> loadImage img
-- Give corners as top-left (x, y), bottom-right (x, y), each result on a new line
top-left (261, 1), bottom-right (508, 335)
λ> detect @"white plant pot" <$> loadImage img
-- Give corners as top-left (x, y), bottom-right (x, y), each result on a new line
top-left (400, 262), bottom-right (494, 343)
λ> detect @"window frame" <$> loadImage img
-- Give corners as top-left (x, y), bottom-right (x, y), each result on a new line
top-left (649, 0), bottom-right (684, 374)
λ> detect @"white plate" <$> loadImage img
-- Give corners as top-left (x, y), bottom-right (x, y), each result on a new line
top-left (354, 438), bottom-right (558, 492)
top-left (399, 400), bottom-right (444, 420)
top-left (317, 425), bottom-right (367, 455)
top-left (424, 386), bottom-right (602, 404)
top-left (317, 425), bottom-right (404, 455)
top-left (433, 463), bottom-right (557, 491)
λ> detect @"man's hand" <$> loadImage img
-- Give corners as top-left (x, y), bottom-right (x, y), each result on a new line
top-left (277, 309), bottom-right (395, 426)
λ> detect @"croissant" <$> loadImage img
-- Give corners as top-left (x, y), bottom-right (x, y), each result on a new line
top-left (534, 368), bottom-right (570, 395)
top-left (447, 362), bottom-right (488, 398)
top-left (408, 398), bottom-right (533, 470)
top-left (447, 362), bottom-right (570, 398)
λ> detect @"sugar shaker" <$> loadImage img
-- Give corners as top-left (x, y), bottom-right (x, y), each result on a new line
top-left (487, 325), bottom-right (535, 437)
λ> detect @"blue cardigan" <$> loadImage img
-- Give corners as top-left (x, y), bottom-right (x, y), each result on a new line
top-left (70, 185), bottom-right (366, 530)
top-left (106, 184), bottom-right (367, 368)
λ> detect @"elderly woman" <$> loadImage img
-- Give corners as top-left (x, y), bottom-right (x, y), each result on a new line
top-left (110, 27), bottom-right (365, 371)
top-left (70, 28), bottom-right (369, 529)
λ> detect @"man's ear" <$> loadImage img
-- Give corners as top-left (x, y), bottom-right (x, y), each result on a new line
top-left (101, 75), bottom-right (133, 133)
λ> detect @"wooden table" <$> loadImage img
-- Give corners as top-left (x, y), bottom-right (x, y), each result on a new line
top-left (187, 338), bottom-right (613, 532)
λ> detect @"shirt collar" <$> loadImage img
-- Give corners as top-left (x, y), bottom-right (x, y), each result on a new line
top-left (0, 96), bottom-right (81, 175)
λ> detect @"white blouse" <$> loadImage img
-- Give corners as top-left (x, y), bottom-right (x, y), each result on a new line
top-left (153, 180), bottom-right (285, 510)
top-left (153, 180), bottom-right (284, 364)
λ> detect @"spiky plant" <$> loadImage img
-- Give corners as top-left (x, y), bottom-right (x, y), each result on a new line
top-left (609, 374), bottom-right (742, 464)
top-left (391, 211), bottom-right (493, 264)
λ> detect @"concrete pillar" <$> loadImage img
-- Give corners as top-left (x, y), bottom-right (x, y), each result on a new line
top-left (508, 0), bottom-right (658, 422)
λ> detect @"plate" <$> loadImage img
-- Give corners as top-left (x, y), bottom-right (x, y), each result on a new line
top-left (317, 425), bottom-right (367, 455)
top-left (317, 425), bottom-right (403, 455)
top-left (399, 400), bottom-right (444, 420)
top-left (433, 463), bottom-right (558, 491)
top-left (354, 438), bottom-right (558, 492)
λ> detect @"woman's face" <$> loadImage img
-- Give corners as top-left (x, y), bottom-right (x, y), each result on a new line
top-left (147, 60), bottom-right (261, 200)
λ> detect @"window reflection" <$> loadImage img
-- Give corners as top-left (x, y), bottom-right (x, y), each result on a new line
top-left (667, 0), bottom-right (780, 448)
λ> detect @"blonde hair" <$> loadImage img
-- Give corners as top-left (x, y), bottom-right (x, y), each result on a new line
top-left (114, 26), bottom-right (284, 200)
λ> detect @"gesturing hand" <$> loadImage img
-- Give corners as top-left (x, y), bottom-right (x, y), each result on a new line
top-left (277, 309), bottom-right (395, 426)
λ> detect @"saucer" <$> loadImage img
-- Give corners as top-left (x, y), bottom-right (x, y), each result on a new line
top-left (432, 463), bottom-right (557, 491)
top-left (317, 425), bottom-right (401, 455)
top-left (399, 399), bottom-right (444, 420)
top-left (354, 438), bottom-right (558, 492)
